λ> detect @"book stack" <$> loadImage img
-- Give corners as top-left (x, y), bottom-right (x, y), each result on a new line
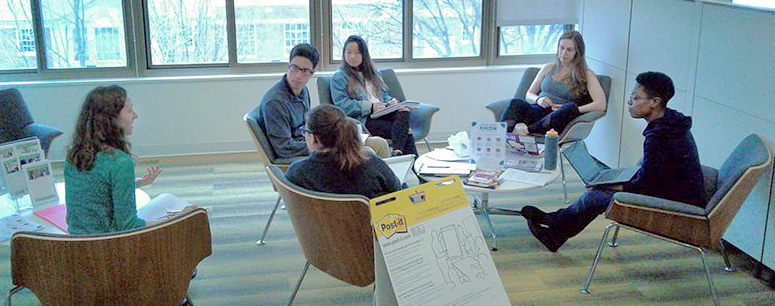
top-left (463, 169), bottom-right (503, 189)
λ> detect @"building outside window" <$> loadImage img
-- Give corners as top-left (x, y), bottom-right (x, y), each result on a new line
top-left (283, 23), bottom-right (309, 55)
top-left (94, 27), bottom-right (121, 61)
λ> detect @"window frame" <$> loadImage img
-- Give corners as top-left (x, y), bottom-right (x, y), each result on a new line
top-left (1, 0), bottom-right (572, 81)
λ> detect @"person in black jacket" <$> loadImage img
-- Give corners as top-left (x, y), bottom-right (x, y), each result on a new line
top-left (521, 71), bottom-right (705, 252)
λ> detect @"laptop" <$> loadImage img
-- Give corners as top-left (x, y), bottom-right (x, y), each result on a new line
top-left (384, 155), bottom-right (415, 184)
top-left (563, 141), bottom-right (640, 186)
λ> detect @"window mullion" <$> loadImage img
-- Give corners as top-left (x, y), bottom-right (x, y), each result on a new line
top-left (30, 0), bottom-right (47, 73)
top-left (404, 0), bottom-right (412, 62)
top-left (225, 0), bottom-right (237, 67)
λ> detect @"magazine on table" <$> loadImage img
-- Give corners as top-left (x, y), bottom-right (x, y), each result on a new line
top-left (369, 100), bottom-right (419, 119)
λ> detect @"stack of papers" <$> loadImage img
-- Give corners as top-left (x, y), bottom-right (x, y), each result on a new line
top-left (0, 214), bottom-right (44, 240)
top-left (418, 160), bottom-right (476, 176)
top-left (424, 148), bottom-right (469, 161)
top-left (499, 168), bottom-right (553, 186)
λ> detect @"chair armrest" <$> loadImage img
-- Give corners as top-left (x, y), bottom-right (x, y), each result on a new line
top-left (611, 192), bottom-right (706, 216)
top-left (485, 99), bottom-right (511, 122)
top-left (408, 102), bottom-right (440, 141)
top-left (21, 123), bottom-right (63, 156)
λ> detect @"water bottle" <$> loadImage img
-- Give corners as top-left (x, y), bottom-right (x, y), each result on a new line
top-left (544, 129), bottom-right (559, 170)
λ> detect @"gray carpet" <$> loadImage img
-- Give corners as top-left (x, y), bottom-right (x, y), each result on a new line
top-left (1, 153), bottom-right (773, 305)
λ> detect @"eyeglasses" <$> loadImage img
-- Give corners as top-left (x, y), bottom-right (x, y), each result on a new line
top-left (288, 64), bottom-right (314, 76)
top-left (299, 126), bottom-right (312, 135)
top-left (629, 93), bottom-right (654, 102)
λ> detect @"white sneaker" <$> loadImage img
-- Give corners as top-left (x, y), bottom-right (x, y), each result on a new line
top-left (514, 123), bottom-right (529, 135)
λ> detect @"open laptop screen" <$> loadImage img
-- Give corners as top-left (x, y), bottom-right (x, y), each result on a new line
top-left (563, 142), bottom-right (604, 183)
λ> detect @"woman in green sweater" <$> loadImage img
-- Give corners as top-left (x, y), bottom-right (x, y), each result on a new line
top-left (64, 85), bottom-right (194, 234)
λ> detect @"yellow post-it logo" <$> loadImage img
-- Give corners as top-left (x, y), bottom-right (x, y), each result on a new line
top-left (376, 214), bottom-right (408, 239)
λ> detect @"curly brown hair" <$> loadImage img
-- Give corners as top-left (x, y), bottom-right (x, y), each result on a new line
top-left (67, 85), bottom-right (131, 171)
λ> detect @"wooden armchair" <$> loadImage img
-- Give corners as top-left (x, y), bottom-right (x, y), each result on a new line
top-left (581, 134), bottom-right (772, 306)
top-left (8, 208), bottom-right (212, 305)
top-left (265, 165), bottom-right (374, 305)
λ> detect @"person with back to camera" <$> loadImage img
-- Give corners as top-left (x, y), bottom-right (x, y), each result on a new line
top-left (285, 104), bottom-right (401, 199)
top-left (64, 85), bottom-right (195, 235)
top-left (330, 35), bottom-right (417, 157)
top-left (501, 30), bottom-right (607, 135)
top-left (521, 72), bottom-right (705, 252)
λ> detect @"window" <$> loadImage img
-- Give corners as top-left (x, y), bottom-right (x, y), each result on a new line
top-left (283, 23), bottom-right (309, 55)
top-left (94, 28), bottom-right (121, 61)
top-left (18, 28), bottom-right (35, 53)
top-left (0, 0), bottom-right (36, 70)
top-left (236, 24), bottom-right (256, 59)
top-left (147, 0), bottom-right (227, 66)
top-left (499, 24), bottom-right (570, 56)
top-left (41, 0), bottom-right (127, 69)
top-left (235, 0), bottom-right (309, 64)
top-left (331, 0), bottom-right (402, 60)
top-left (413, 0), bottom-right (482, 59)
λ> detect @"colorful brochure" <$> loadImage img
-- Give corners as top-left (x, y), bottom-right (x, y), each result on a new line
top-left (370, 176), bottom-right (510, 306)
top-left (1, 137), bottom-right (42, 199)
top-left (22, 160), bottom-right (58, 206)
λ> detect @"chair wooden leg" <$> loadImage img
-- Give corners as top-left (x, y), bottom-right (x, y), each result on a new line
top-left (581, 223), bottom-right (617, 294)
top-left (608, 226), bottom-right (620, 247)
top-left (559, 152), bottom-right (570, 204)
top-left (288, 262), bottom-right (310, 306)
top-left (6, 285), bottom-right (22, 306)
top-left (699, 248), bottom-right (721, 306)
top-left (257, 196), bottom-right (282, 245)
top-left (718, 241), bottom-right (736, 272)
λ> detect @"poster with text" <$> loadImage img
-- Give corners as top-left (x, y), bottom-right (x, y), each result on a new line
top-left (370, 177), bottom-right (510, 306)
top-left (470, 122), bottom-right (506, 170)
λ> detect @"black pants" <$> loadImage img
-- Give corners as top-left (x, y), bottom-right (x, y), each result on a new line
top-left (366, 111), bottom-right (417, 155)
top-left (500, 98), bottom-right (580, 134)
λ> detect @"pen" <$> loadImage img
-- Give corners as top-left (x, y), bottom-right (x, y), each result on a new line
top-left (427, 166), bottom-right (450, 168)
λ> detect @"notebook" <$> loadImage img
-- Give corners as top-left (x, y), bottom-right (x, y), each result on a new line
top-left (384, 155), bottom-right (415, 184)
top-left (563, 141), bottom-right (640, 186)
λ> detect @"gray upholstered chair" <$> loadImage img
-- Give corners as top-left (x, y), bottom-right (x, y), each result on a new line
top-left (265, 165), bottom-right (374, 305)
top-left (8, 208), bottom-right (212, 305)
top-left (581, 134), bottom-right (773, 306)
top-left (243, 106), bottom-right (303, 245)
top-left (317, 69), bottom-right (441, 151)
top-left (486, 67), bottom-right (613, 203)
top-left (0, 88), bottom-right (63, 158)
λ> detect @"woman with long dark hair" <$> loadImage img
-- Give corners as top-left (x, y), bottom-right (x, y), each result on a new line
top-left (285, 104), bottom-right (401, 199)
top-left (501, 30), bottom-right (607, 135)
top-left (330, 35), bottom-right (417, 156)
top-left (65, 85), bottom-right (194, 234)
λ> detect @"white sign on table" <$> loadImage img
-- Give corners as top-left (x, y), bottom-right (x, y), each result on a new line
top-left (469, 122), bottom-right (506, 170)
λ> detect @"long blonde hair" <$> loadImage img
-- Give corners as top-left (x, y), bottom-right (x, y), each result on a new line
top-left (551, 30), bottom-right (589, 96)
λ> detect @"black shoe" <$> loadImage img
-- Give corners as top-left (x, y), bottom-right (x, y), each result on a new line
top-left (526, 219), bottom-right (562, 252)
top-left (521, 205), bottom-right (551, 226)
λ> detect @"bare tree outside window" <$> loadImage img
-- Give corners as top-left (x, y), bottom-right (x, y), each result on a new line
top-left (499, 24), bottom-right (568, 56)
top-left (234, 0), bottom-right (309, 63)
top-left (331, 0), bottom-right (402, 60)
top-left (147, 0), bottom-right (227, 65)
top-left (41, 0), bottom-right (127, 68)
top-left (0, 0), bottom-right (36, 70)
top-left (413, 0), bottom-right (482, 58)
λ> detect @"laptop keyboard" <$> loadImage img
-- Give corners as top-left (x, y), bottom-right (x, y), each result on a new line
top-left (596, 168), bottom-right (625, 182)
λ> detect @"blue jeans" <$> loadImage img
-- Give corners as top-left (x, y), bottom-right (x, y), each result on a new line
top-left (547, 189), bottom-right (616, 242)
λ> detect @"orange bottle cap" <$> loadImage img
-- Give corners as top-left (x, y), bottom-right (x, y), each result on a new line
top-left (546, 129), bottom-right (559, 137)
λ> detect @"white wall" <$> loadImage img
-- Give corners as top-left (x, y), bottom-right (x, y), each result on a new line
top-left (5, 67), bottom-right (528, 160)
top-left (581, 0), bottom-right (775, 266)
